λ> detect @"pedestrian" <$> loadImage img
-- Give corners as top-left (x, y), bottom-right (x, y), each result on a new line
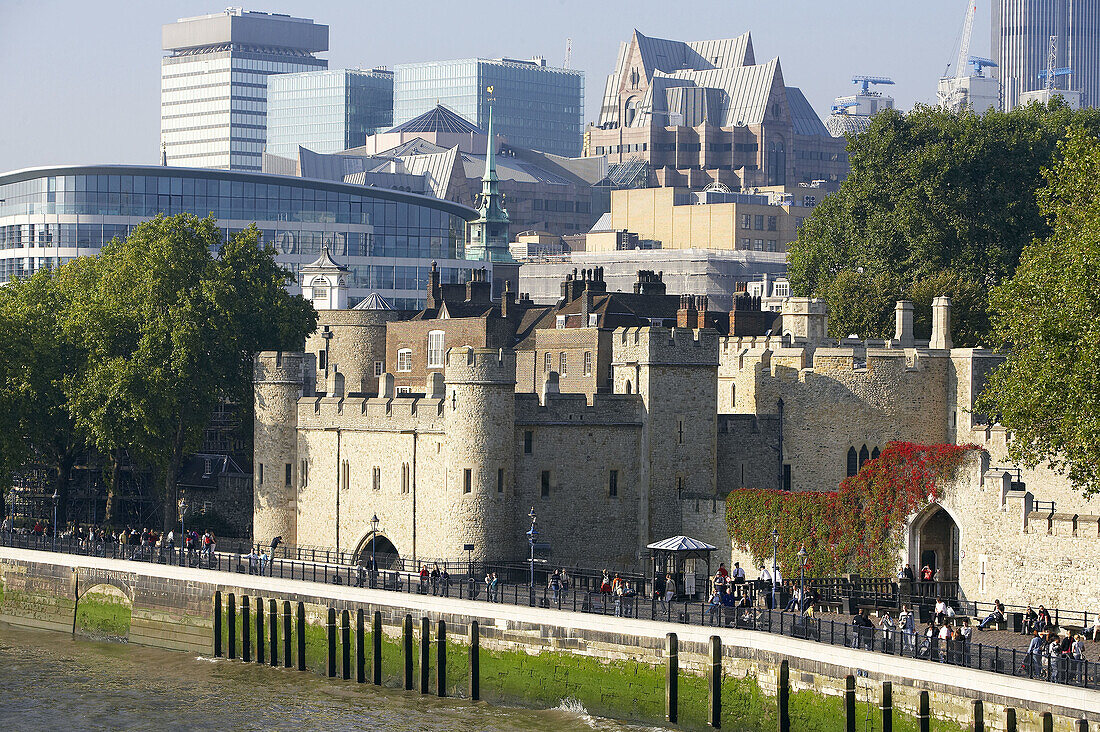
top-left (900, 606), bottom-right (916, 653)
top-left (732, 562), bottom-right (746, 585)
top-left (663, 573), bottom-right (676, 607)
top-left (977, 600), bottom-right (1005, 631)
top-left (489, 572), bottom-right (499, 602)
top-left (1025, 630), bottom-right (1044, 677)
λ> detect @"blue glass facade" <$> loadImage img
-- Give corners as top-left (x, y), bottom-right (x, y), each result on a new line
top-left (394, 58), bottom-right (584, 157)
top-left (267, 69), bottom-right (394, 157)
top-left (0, 166), bottom-right (480, 309)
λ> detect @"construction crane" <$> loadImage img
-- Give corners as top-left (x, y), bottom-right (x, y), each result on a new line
top-left (952, 1), bottom-right (978, 79)
top-left (563, 37), bottom-right (572, 69)
top-left (1038, 35), bottom-right (1072, 91)
top-left (968, 57), bottom-right (998, 77)
top-left (851, 75), bottom-right (894, 95)
top-left (831, 100), bottom-right (860, 115)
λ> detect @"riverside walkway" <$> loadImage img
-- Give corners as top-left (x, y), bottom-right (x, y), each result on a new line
top-left (2, 533), bottom-right (1099, 698)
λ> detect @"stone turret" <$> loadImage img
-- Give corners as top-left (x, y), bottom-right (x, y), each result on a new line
top-left (781, 297), bottom-right (828, 343)
top-left (894, 300), bottom-right (915, 347)
top-left (441, 347), bottom-right (518, 561)
top-left (253, 351), bottom-right (305, 546)
top-left (931, 296), bottom-right (953, 350)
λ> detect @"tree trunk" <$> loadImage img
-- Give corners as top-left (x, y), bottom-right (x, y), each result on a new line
top-left (162, 424), bottom-right (186, 535)
top-left (105, 449), bottom-right (121, 526)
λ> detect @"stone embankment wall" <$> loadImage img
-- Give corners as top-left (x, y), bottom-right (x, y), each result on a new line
top-left (1, 547), bottom-right (1097, 730)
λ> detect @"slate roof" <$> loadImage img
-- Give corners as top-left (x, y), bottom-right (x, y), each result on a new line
top-left (388, 104), bottom-right (484, 135)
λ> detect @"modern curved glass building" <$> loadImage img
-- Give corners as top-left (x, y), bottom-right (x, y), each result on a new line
top-left (0, 165), bottom-right (481, 308)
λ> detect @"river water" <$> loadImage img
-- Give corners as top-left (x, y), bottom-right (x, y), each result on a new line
top-left (0, 623), bottom-right (665, 731)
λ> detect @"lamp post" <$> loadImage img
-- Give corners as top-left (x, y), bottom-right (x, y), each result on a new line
top-left (798, 543), bottom-right (808, 615)
top-left (51, 488), bottom-right (60, 552)
top-left (370, 514), bottom-right (379, 588)
top-left (7, 489), bottom-right (14, 537)
top-left (771, 528), bottom-right (779, 610)
top-left (526, 507), bottom-right (538, 607)
top-left (178, 497), bottom-right (186, 566)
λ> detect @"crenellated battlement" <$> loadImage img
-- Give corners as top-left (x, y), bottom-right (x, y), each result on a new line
top-left (254, 351), bottom-right (306, 384)
top-left (298, 393), bottom-right (446, 431)
top-left (515, 391), bottom-right (643, 425)
top-left (444, 346), bottom-right (517, 385)
top-left (613, 326), bottom-right (719, 366)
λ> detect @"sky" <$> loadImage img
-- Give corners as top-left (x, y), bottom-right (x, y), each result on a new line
top-left (0, 0), bottom-right (991, 172)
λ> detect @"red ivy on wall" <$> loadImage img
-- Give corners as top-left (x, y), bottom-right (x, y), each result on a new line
top-left (725, 442), bottom-right (978, 577)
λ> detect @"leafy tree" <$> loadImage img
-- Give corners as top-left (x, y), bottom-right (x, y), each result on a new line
top-left (788, 101), bottom-right (1100, 344)
top-left (67, 215), bottom-right (316, 531)
top-left (0, 264), bottom-right (93, 524)
top-left (977, 127), bottom-right (1100, 498)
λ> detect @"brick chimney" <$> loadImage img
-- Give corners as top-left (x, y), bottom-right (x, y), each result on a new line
top-left (677, 294), bottom-right (697, 329)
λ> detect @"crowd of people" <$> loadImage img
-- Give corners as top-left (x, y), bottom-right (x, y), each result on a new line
top-left (2, 519), bottom-right (226, 566)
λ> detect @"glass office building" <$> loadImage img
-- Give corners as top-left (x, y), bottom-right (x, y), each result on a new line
top-left (267, 69), bottom-right (395, 157)
top-left (0, 166), bottom-right (481, 309)
top-left (161, 10), bottom-right (329, 171)
top-left (993, 0), bottom-right (1100, 110)
top-left (394, 58), bottom-right (584, 157)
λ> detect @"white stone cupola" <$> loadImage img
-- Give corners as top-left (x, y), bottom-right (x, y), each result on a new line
top-left (301, 245), bottom-right (349, 310)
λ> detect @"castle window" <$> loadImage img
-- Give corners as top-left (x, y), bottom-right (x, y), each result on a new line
top-left (523, 430), bottom-right (533, 454)
top-left (257, 463), bottom-right (263, 485)
top-left (301, 459), bottom-right (308, 487)
top-left (730, 383), bottom-right (736, 406)
top-left (583, 351), bottom-right (592, 375)
top-left (427, 330), bottom-right (445, 368)
top-left (625, 380), bottom-right (632, 394)
top-left (677, 476), bottom-right (683, 498)
top-left (318, 350), bottom-right (327, 371)
top-left (782, 464), bottom-right (791, 491)
top-left (846, 447), bottom-right (858, 477)
top-left (497, 468), bottom-right (504, 493)
top-left (858, 445), bottom-right (870, 469)
top-left (871, 446), bottom-right (881, 460)
top-left (544, 352), bottom-right (551, 372)
top-left (609, 470), bottom-right (618, 497)
top-left (401, 463), bottom-right (409, 493)
top-left (541, 470), bottom-right (550, 497)
top-left (374, 361), bottom-right (384, 377)
top-left (397, 349), bottom-right (412, 372)
top-left (463, 468), bottom-right (472, 494)
top-left (373, 466), bottom-right (382, 491)
top-left (285, 463), bottom-right (292, 486)
top-left (559, 352), bottom-right (567, 375)
top-left (678, 419), bottom-right (684, 445)
top-left (341, 460), bottom-right (350, 492)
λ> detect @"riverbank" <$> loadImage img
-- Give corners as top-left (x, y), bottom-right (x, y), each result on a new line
top-left (2, 546), bottom-right (1096, 730)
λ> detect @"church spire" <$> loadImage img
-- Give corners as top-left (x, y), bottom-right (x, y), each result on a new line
top-left (483, 102), bottom-right (498, 184)
top-left (466, 94), bottom-right (513, 263)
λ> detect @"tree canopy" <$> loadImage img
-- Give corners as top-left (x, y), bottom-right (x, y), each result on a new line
top-left (788, 101), bottom-right (1100, 344)
top-left (976, 127), bottom-right (1100, 498)
top-left (64, 214), bottom-right (316, 531)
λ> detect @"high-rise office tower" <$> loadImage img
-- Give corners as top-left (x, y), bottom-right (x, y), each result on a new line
top-left (161, 9), bottom-right (328, 170)
top-left (266, 69), bottom-right (394, 158)
top-left (393, 57), bottom-right (584, 157)
top-left (992, 0), bottom-right (1100, 110)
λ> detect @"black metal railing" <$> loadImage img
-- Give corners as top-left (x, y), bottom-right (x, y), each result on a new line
top-left (3, 531), bottom-right (1096, 691)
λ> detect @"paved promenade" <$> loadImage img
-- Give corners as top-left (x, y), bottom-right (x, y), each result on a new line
top-left (2, 544), bottom-right (1098, 720)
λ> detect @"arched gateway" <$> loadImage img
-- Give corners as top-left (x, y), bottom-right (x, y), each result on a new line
top-left (354, 533), bottom-right (400, 570)
top-left (908, 504), bottom-right (961, 583)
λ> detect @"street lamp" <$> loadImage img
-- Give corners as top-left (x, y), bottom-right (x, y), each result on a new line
top-left (178, 497), bottom-right (187, 566)
top-left (51, 489), bottom-right (60, 552)
top-left (370, 514), bottom-right (379, 587)
top-left (526, 507), bottom-right (539, 607)
top-left (798, 543), bottom-right (808, 615)
top-left (771, 528), bottom-right (779, 610)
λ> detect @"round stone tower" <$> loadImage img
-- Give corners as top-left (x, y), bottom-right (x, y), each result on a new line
top-left (253, 351), bottom-right (304, 546)
top-left (441, 346), bottom-right (517, 561)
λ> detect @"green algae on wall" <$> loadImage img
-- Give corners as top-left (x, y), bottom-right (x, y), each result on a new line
top-left (75, 588), bottom-right (132, 640)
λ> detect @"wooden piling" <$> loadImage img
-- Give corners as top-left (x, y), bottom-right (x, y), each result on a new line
top-left (341, 609), bottom-right (351, 680)
top-left (844, 675), bottom-right (856, 732)
top-left (436, 619), bottom-right (446, 697)
top-left (918, 690), bottom-right (930, 732)
top-left (1042, 713), bottom-right (1053, 732)
top-left (241, 595), bottom-right (251, 663)
top-left (881, 681), bottom-right (893, 732)
top-left (1005, 708), bottom-right (1016, 732)
top-left (708, 636), bottom-right (721, 729)
top-left (356, 609), bottom-right (365, 683)
top-left (420, 616), bottom-right (430, 694)
top-left (213, 591), bottom-right (222, 657)
top-left (296, 602), bottom-right (306, 672)
top-left (269, 598), bottom-right (278, 667)
top-left (469, 620), bottom-right (480, 701)
top-left (283, 600), bottom-right (292, 669)
top-left (255, 597), bottom-right (264, 665)
top-left (778, 659), bottom-right (790, 732)
top-left (326, 607), bottom-right (337, 678)
top-left (666, 632), bottom-right (678, 725)
top-left (403, 614), bottom-right (413, 690)
top-left (972, 700), bottom-right (983, 732)
top-left (373, 610), bottom-right (383, 685)
top-left (228, 593), bottom-right (236, 659)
